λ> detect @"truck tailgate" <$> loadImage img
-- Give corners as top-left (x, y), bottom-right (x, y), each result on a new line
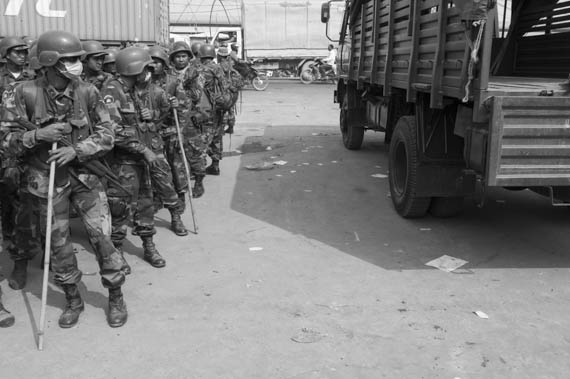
top-left (487, 96), bottom-right (570, 187)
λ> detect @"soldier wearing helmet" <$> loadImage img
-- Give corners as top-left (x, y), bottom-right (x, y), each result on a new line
top-left (198, 44), bottom-right (229, 176)
top-left (0, 30), bottom-right (128, 328)
top-left (81, 40), bottom-right (112, 90)
top-left (148, 45), bottom-right (192, 211)
top-left (167, 41), bottom-right (208, 198)
top-left (101, 47), bottom-right (177, 271)
top-left (102, 47), bottom-right (119, 76)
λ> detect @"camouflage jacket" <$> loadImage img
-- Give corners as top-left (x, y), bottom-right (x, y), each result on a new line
top-left (81, 70), bottom-right (113, 91)
top-left (0, 66), bottom-right (35, 107)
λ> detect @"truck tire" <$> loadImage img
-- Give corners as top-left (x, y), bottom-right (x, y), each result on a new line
top-left (340, 92), bottom-right (364, 150)
top-left (428, 197), bottom-right (464, 218)
top-left (389, 116), bottom-right (431, 218)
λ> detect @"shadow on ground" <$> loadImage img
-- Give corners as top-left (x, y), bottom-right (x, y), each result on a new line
top-left (230, 131), bottom-right (570, 271)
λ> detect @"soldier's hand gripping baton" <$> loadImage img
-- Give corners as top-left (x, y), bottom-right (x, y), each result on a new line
top-left (38, 142), bottom-right (57, 351)
top-left (173, 108), bottom-right (198, 234)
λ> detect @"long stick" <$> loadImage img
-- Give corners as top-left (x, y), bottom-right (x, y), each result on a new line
top-left (38, 141), bottom-right (57, 350)
top-left (173, 109), bottom-right (198, 234)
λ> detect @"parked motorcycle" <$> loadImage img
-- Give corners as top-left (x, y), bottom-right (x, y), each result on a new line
top-left (233, 61), bottom-right (270, 91)
top-left (298, 58), bottom-right (336, 84)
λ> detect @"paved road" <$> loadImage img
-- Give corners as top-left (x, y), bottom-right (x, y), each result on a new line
top-left (2, 80), bottom-right (570, 378)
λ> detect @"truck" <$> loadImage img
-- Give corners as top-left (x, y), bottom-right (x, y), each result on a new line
top-left (210, 0), bottom-right (344, 75)
top-left (321, 0), bottom-right (570, 218)
top-left (0, 0), bottom-right (169, 45)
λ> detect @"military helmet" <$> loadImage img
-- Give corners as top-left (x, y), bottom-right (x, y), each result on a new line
top-left (81, 40), bottom-right (107, 60)
top-left (0, 36), bottom-right (28, 58)
top-left (28, 45), bottom-right (42, 70)
top-left (169, 41), bottom-right (192, 61)
top-left (148, 45), bottom-right (169, 66)
top-left (217, 47), bottom-right (230, 57)
top-left (199, 44), bottom-right (216, 59)
top-left (103, 48), bottom-right (119, 64)
top-left (37, 31), bottom-right (85, 67)
top-left (115, 47), bottom-right (153, 76)
top-left (190, 42), bottom-right (203, 56)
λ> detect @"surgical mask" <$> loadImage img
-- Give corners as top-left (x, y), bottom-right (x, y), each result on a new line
top-left (137, 71), bottom-right (152, 84)
top-left (58, 60), bottom-right (83, 80)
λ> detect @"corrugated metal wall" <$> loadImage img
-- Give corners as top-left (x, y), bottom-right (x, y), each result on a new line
top-left (0, 0), bottom-right (168, 43)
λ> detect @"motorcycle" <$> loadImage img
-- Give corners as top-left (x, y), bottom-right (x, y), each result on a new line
top-left (233, 60), bottom-right (271, 91)
top-left (298, 58), bottom-right (336, 84)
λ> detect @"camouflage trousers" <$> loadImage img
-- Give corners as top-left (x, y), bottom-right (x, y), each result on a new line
top-left (207, 111), bottom-right (225, 162)
top-left (107, 163), bottom-right (154, 246)
top-left (12, 174), bottom-right (125, 288)
top-left (0, 165), bottom-right (22, 242)
top-left (162, 133), bottom-right (188, 195)
top-left (182, 123), bottom-right (209, 178)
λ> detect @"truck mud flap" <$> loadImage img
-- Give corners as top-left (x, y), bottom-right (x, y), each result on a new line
top-left (487, 96), bottom-right (570, 187)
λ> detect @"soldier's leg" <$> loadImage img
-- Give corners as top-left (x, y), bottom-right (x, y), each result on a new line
top-left (184, 128), bottom-right (208, 198)
top-left (148, 154), bottom-right (187, 236)
top-left (107, 163), bottom-right (139, 274)
top-left (163, 134), bottom-right (188, 201)
top-left (8, 191), bottom-right (44, 290)
top-left (70, 175), bottom-right (127, 327)
top-left (135, 165), bottom-right (166, 268)
top-left (206, 112), bottom-right (224, 175)
top-left (0, 286), bottom-right (15, 328)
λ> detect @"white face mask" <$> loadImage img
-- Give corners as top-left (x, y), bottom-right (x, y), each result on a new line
top-left (58, 60), bottom-right (83, 80)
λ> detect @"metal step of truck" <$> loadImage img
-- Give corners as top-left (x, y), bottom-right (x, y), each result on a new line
top-left (487, 96), bottom-right (570, 187)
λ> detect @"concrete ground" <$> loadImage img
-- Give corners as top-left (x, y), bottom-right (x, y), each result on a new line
top-left (1, 81), bottom-right (570, 379)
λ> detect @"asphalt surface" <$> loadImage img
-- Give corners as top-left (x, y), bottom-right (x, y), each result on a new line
top-left (1, 80), bottom-right (570, 378)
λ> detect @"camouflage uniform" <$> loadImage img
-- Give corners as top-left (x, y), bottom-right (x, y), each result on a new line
top-left (199, 60), bottom-right (227, 162)
top-left (81, 69), bottom-right (113, 91)
top-left (0, 67), bottom-right (35, 246)
top-left (0, 76), bottom-right (125, 289)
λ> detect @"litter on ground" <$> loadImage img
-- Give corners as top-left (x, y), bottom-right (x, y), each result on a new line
top-left (249, 247), bottom-right (264, 252)
top-left (371, 174), bottom-right (388, 178)
top-left (291, 328), bottom-right (326, 344)
top-left (273, 160), bottom-right (288, 166)
top-left (474, 311), bottom-right (489, 319)
top-left (245, 162), bottom-right (274, 171)
top-left (425, 255), bottom-right (468, 273)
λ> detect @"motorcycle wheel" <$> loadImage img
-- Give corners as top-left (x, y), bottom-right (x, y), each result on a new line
top-left (252, 74), bottom-right (269, 91)
top-left (300, 69), bottom-right (315, 85)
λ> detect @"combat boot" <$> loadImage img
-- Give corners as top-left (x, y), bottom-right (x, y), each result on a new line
top-left (116, 246), bottom-right (131, 275)
top-left (107, 287), bottom-right (128, 328)
top-left (8, 259), bottom-right (28, 290)
top-left (169, 209), bottom-right (188, 236)
top-left (141, 236), bottom-right (166, 268)
top-left (193, 176), bottom-right (205, 198)
top-left (0, 287), bottom-right (15, 328)
top-left (205, 160), bottom-right (220, 176)
top-left (58, 284), bottom-right (84, 328)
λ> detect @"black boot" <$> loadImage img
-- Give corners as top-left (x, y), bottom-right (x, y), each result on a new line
top-left (193, 176), bottom-right (205, 198)
top-left (107, 287), bottom-right (128, 328)
top-left (115, 246), bottom-right (131, 275)
top-left (206, 160), bottom-right (220, 176)
top-left (169, 209), bottom-right (188, 236)
top-left (141, 236), bottom-right (166, 268)
top-left (0, 287), bottom-right (15, 328)
top-left (58, 284), bottom-right (84, 328)
top-left (8, 259), bottom-right (28, 290)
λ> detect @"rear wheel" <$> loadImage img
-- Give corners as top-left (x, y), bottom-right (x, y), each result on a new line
top-left (340, 92), bottom-right (364, 150)
top-left (389, 116), bottom-right (431, 218)
top-left (252, 74), bottom-right (269, 91)
top-left (300, 69), bottom-right (315, 84)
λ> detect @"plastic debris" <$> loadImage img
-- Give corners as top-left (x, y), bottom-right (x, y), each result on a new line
top-left (291, 328), bottom-right (326, 343)
top-left (420, 228), bottom-right (432, 231)
top-left (302, 163), bottom-right (310, 166)
top-left (331, 160), bottom-right (338, 163)
top-left (245, 162), bottom-right (274, 171)
top-left (266, 146), bottom-right (272, 151)
top-left (304, 189), bottom-right (312, 193)
top-left (273, 160), bottom-right (288, 166)
top-left (317, 163), bottom-right (324, 166)
top-left (425, 255), bottom-right (468, 273)
top-left (290, 170), bottom-right (296, 173)
top-left (371, 174), bottom-right (388, 178)
top-left (249, 247), bottom-right (263, 252)
top-left (275, 174), bottom-right (283, 177)
top-left (474, 310), bottom-right (489, 319)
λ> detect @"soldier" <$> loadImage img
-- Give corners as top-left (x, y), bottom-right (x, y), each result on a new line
top-left (0, 37), bottom-right (34, 263)
top-left (190, 42), bottom-right (202, 64)
top-left (81, 40), bottom-right (113, 91)
top-left (148, 46), bottom-right (188, 209)
top-left (170, 42), bottom-right (207, 198)
top-left (0, 30), bottom-right (127, 328)
top-left (101, 47), bottom-right (170, 269)
top-left (132, 48), bottom-right (187, 237)
top-left (102, 48), bottom-right (119, 77)
top-left (199, 44), bottom-right (229, 177)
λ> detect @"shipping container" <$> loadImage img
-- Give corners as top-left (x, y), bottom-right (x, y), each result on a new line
top-left (0, 0), bottom-right (169, 44)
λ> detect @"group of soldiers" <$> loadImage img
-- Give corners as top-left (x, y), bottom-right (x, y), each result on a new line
top-left (0, 31), bottom-right (242, 329)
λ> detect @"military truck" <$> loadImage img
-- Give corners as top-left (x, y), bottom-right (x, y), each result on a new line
top-left (321, 0), bottom-right (570, 218)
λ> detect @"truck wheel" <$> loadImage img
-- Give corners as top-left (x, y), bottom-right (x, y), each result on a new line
top-left (428, 197), bottom-right (464, 218)
top-left (340, 92), bottom-right (364, 150)
top-left (389, 116), bottom-right (431, 218)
